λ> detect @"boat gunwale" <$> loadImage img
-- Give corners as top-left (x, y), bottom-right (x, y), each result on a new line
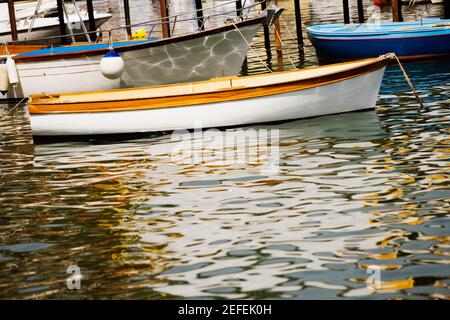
top-left (0, 44), bottom-right (48, 55)
top-left (12, 16), bottom-right (266, 63)
top-left (28, 56), bottom-right (390, 114)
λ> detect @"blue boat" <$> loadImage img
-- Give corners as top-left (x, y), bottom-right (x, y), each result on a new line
top-left (307, 18), bottom-right (450, 62)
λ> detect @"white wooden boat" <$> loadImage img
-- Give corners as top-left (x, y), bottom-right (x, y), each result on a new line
top-left (0, 0), bottom-right (111, 43)
top-left (27, 55), bottom-right (392, 136)
top-left (4, 15), bottom-right (266, 100)
top-left (0, 12), bottom-right (112, 42)
top-left (0, 12), bottom-right (112, 43)
top-left (0, 0), bottom-right (58, 22)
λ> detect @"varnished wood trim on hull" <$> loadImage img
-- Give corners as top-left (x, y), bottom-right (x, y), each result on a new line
top-left (0, 45), bottom-right (47, 55)
top-left (29, 66), bottom-right (387, 136)
top-left (28, 57), bottom-right (390, 114)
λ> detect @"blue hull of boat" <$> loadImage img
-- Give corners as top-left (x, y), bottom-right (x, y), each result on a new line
top-left (307, 19), bottom-right (450, 62)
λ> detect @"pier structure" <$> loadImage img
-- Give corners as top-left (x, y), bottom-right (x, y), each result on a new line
top-left (341, 0), bottom-right (449, 23)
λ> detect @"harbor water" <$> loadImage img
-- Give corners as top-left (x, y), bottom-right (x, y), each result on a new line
top-left (0, 0), bottom-right (449, 299)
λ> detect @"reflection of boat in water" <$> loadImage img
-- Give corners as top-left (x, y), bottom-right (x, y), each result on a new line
top-left (307, 18), bottom-right (450, 62)
top-left (380, 59), bottom-right (450, 96)
top-left (27, 55), bottom-right (391, 136)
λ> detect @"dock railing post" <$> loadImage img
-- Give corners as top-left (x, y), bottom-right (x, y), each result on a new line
top-left (261, 0), bottom-right (272, 60)
top-left (343, 0), bottom-right (350, 24)
top-left (294, 0), bottom-right (304, 50)
top-left (195, 0), bottom-right (205, 31)
top-left (444, 0), bottom-right (450, 19)
top-left (236, 0), bottom-right (243, 19)
top-left (392, 0), bottom-right (403, 22)
top-left (56, 0), bottom-right (69, 44)
top-left (123, 0), bottom-right (132, 39)
top-left (357, 0), bottom-right (365, 23)
top-left (160, 0), bottom-right (171, 38)
top-left (7, 0), bottom-right (18, 41)
top-left (86, 0), bottom-right (97, 41)
top-left (273, 0), bottom-right (284, 70)
top-left (235, 0), bottom-right (247, 74)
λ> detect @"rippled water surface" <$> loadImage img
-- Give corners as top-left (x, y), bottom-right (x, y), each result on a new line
top-left (0, 0), bottom-right (449, 299)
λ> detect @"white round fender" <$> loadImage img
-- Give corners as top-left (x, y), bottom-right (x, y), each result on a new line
top-left (0, 59), bottom-right (9, 95)
top-left (100, 50), bottom-right (125, 80)
top-left (6, 56), bottom-right (19, 85)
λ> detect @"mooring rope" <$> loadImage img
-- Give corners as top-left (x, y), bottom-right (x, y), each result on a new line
top-left (279, 16), bottom-right (300, 69)
top-left (273, 25), bottom-right (298, 69)
top-left (392, 53), bottom-right (425, 110)
top-left (230, 21), bottom-right (272, 73)
top-left (0, 97), bottom-right (27, 121)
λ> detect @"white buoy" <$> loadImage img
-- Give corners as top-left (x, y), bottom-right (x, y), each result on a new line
top-left (6, 56), bottom-right (19, 85)
top-left (100, 50), bottom-right (125, 80)
top-left (0, 59), bottom-right (8, 95)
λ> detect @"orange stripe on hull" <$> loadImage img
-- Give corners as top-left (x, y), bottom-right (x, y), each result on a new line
top-left (28, 57), bottom-right (390, 114)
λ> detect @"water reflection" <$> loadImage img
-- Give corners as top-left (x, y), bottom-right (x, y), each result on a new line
top-left (1, 97), bottom-right (449, 299)
top-left (0, 0), bottom-right (449, 299)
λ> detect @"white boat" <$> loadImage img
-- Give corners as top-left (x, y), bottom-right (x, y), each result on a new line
top-left (27, 54), bottom-right (392, 136)
top-left (0, 12), bottom-right (112, 43)
top-left (0, 0), bottom-right (58, 22)
top-left (0, 0), bottom-right (111, 43)
top-left (6, 15), bottom-right (266, 99)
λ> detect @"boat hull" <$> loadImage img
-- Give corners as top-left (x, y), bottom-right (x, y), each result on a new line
top-left (9, 22), bottom-right (262, 99)
top-left (307, 19), bottom-right (450, 62)
top-left (308, 33), bottom-right (450, 62)
top-left (29, 64), bottom-right (387, 136)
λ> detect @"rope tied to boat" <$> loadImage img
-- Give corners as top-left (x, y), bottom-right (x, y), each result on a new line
top-left (277, 16), bottom-right (299, 69)
top-left (390, 53), bottom-right (425, 110)
top-left (230, 21), bottom-right (272, 73)
top-left (0, 97), bottom-right (27, 121)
